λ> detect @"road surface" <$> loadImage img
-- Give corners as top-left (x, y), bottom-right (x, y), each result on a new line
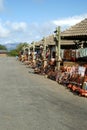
top-left (0, 57), bottom-right (87, 130)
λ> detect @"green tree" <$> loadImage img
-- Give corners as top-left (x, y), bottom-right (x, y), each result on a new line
top-left (16, 42), bottom-right (28, 52)
top-left (8, 49), bottom-right (18, 56)
top-left (8, 42), bottom-right (29, 57)
top-left (0, 44), bottom-right (7, 50)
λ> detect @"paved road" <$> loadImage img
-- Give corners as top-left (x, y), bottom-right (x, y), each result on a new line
top-left (0, 57), bottom-right (87, 130)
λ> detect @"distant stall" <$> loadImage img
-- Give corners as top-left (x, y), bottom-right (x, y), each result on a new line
top-left (0, 50), bottom-right (8, 57)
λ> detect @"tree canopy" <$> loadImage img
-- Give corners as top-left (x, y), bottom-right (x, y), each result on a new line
top-left (16, 42), bottom-right (29, 52)
top-left (8, 42), bottom-right (29, 56)
top-left (0, 44), bottom-right (7, 50)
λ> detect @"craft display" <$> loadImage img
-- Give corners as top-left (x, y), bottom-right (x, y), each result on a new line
top-left (64, 50), bottom-right (71, 60)
top-left (18, 46), bottom-right (87, 98)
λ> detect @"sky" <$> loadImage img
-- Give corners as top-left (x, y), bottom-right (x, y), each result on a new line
top-left (0, 0), bottom-right (87, 45)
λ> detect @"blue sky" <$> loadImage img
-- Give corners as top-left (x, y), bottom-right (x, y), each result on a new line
top-left (0, 0), bottom-right (87, 44)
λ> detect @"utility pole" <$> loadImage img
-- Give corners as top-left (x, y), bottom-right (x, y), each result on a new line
top-left (54, 26), bottom-right (61, 70)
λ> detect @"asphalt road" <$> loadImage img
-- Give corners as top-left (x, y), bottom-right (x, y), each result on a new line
top-left (0, 57), bottom-right (87, 130)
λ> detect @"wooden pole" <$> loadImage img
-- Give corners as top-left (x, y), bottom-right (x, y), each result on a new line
top-left (55, 26), bottom-right (61, 70)
top-left (32, 41), bottom-right (36, 64)
top-left (43, 37), bottom-right (47, 67)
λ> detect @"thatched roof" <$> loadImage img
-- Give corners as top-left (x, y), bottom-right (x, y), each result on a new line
top-left (34, 35), bottom-right (55, 47)
top-left (61, 18), bottom-right (87, 40)
top-left (45, 35), bottom-right (74, 45)
top-left (32, 18), bottom-right (87, 48)
top-left (61, 40), bottom-right (74, 45)
top-left (35, 35), bottom-right (74, 46)
top-left (35, 40), bottom-right (43, 46)
top-left (45, 35), bottom-right (54, 45)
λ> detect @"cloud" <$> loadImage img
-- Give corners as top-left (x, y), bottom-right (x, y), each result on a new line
top-left (0, 23), bottom-right (10, 38)
top-left (5, 21), bottom-right (27, 31)
top-left (11, 22), bottom-right (27, 32)
top-left (0, 20), bottom-right (27, 40)
top-left (27, 14), bottom-right (87, 42)
top-left (28, 22), bottom-right (54, 39)
top-left (0, 13), bottom-right (87, 44)
top-left (52, 14), bottom-right (87, 27)
top-left (0, 0), bottom-right (4, 12)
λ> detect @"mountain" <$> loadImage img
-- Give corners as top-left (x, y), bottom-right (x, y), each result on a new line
top-left (5, 42), bottom-right (19, 51)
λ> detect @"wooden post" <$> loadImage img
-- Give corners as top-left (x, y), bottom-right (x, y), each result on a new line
top-left (43, 37), bottom-right (47, 67)
top-left (55, 26), bottom-right (61, 70)
top-left (32, 41), bottom-right (36, 65)
top-left (28, 44), bottom-right (30, 60)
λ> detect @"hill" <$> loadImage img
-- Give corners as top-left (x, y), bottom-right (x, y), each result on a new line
top-left (5, 42), bottom-right (19, 50)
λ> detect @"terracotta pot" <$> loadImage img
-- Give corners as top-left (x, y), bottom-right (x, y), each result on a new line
top-left (67, 84), bottom-right (72, 89)
top-left (72, 85), bottom-right (77, 91)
